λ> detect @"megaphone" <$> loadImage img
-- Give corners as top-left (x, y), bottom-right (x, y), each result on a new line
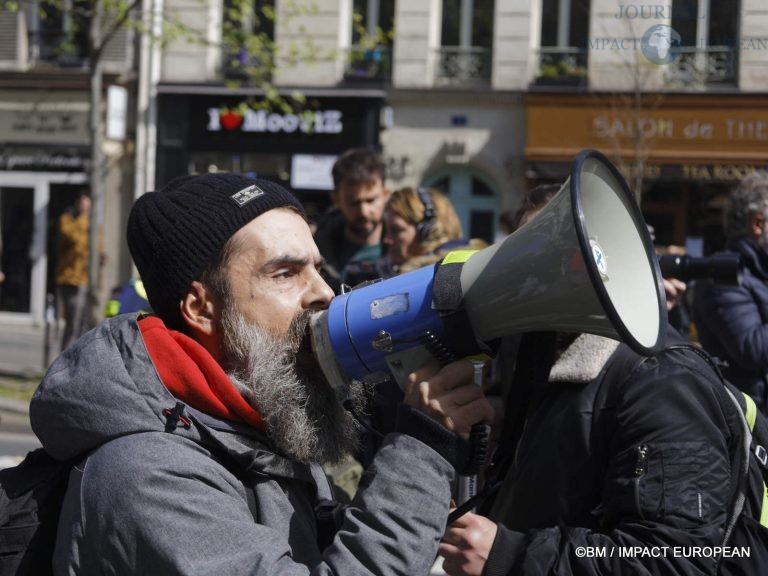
top-left (310, 149), bottom-right (667, 392)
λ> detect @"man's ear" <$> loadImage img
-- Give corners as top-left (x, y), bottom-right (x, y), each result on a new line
top-left (330, 190), bottom-right (339, 206)
top-left (180, 281), bottom-right (218, 338)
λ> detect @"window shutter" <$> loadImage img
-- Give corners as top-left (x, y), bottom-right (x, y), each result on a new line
top-left (0, 10), bottom-right (25, 69)
top-left (101, 25), bottom-right (133, 72)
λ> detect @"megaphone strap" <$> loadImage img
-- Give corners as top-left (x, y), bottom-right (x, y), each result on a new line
top-left (432, 259), bottom-right (493, 358)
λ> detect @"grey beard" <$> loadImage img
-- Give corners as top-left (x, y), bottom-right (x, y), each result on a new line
top-left (220, 307), bottom-right (363, 465)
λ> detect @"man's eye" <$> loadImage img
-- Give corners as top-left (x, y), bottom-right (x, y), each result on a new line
top-left (274, 269), bottom-right (296, 279)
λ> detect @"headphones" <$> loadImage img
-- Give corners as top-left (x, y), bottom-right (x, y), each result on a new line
top-left (415, 187), bottom-right (437, 242)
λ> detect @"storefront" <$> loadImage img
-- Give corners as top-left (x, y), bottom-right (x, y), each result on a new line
top-left (526, 93), bottom-right (768, 254)
top-left (154, 88), bottom-right (385, 222)
top-left (0, 92), bottom-right (90, 325)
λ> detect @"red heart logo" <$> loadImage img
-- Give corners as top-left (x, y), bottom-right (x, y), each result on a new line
top-left (220, 110), bottom-right (243, 131)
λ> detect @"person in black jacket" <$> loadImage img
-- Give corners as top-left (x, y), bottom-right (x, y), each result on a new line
top-left (693, 171), bottom-right (768, 413)
top-left (437, 188), bottom-right (744, 576)
top-left (439, 330), bottom-right (743, 576)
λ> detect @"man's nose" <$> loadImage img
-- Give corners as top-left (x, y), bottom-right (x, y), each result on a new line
top-left (306, 269), bottom-right (335, 309)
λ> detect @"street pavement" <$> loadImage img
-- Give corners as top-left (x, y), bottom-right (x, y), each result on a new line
top-left (0, 322), bottom-right (50, 465)
top-left (0, 322), bottom-right (54, 378)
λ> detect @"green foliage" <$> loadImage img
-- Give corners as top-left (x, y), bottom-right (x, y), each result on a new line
top-left (537, 57), bottom-right (587, 79)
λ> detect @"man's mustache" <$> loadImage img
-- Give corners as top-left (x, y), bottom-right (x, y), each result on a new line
top-left (286, 310), bottom-right (312, 354)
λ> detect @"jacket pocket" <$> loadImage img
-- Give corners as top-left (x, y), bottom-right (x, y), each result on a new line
top-left (603, 441), bottom-right (714, 527)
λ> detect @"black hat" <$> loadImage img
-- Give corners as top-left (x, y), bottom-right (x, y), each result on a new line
top-left (127, 173), bottom-right (305, 330)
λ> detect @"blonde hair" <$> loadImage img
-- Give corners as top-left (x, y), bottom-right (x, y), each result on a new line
top-left (386, 187), bottom-right (463, 253)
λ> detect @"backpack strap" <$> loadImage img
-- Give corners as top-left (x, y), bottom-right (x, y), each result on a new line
top-left (740, 393), bottom-right (768, 528)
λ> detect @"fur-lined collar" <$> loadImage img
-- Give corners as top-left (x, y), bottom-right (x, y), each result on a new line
top-left (548, 333), bottom-right (620, 384)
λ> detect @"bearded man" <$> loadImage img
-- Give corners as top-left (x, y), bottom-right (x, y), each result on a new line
top-left (693, 171), bottom-right (768, 413)
top-left (30, 173), bottom-right (492, 575)
top-left (314, 148), bottom-right (390, 290)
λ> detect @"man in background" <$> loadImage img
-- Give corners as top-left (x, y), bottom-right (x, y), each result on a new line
top-left (314, 148), bottom-right (389, 291)
top-left (693, 170), bottom-right (768, 413)
top-left (56, 191), bottom-right (91, 350)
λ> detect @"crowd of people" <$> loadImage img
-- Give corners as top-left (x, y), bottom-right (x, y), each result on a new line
top-left (27, 147), bottom-right (768, 575)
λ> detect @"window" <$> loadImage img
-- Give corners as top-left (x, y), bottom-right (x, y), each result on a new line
top-left (222, 0), bottom-right (276, 81)
top-left (437, 0), bottom-right (495, 85)
top-left (669, 0), bottom-right (739, 84)
top-left (346, 0), bottom-right (394, 81)
top-left (536, 0), bottom-right (590, 82)
top-left (28, 0), bottom-right (89, 67)
top-left (352, 0), bottom-right (394, 44)
top-left (441, 0), bottom-right (494, 49)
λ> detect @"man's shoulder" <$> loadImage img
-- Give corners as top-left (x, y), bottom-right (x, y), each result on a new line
top-left (83, 432), bottom-right (234, 489)
top-left (313, 210), bottom-right (345, 244)
top-left (76, 431), bottom-right (263, 524)
top-left (601, 338), bottom-right (728, 410)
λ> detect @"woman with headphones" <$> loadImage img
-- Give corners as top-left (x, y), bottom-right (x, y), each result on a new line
top-left (382, 186), bottom-right (486, 276)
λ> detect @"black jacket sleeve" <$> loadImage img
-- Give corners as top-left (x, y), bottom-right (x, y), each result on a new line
top-left (485, 348), bottom-right (740, 576)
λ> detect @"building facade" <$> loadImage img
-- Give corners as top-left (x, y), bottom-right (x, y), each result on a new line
top-left (523, 0), bottom-right (768, 255)
top-left (3, 0), bottom-right (765, 327)
top-left (151, 0), bottom-right (529, 244)
top-left (0, 3), bottom-right (135, 325)
top-left (151, 0), bottom-right (768, 250)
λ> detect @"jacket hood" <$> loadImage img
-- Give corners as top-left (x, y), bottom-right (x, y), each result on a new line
top-left (30, 314), bottom-right (190, 460)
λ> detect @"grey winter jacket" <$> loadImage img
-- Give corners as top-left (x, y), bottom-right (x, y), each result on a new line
top-left (30, 315), bottom-right (455, 575)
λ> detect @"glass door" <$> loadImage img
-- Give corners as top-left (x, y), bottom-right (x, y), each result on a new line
top-left (0, 187), bottom-right (34, 313)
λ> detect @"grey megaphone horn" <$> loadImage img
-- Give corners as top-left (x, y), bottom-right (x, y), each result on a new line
top-left (310, 149), bottom-right (667, 392)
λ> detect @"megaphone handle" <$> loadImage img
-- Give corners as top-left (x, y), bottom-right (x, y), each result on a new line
top-left (457, 361), bottom-right (490, 507)
top-left (457, 423), bottom-right (490, 506)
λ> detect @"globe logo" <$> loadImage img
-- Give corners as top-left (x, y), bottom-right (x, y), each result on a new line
top-left (641, 24), bottom-right (682, 65)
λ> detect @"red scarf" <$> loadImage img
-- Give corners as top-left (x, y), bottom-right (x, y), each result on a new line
top-left (139, 316), bottom-right (265, 431)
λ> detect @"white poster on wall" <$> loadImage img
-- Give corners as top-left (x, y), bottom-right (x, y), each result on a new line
top-left (291, 154), bottom-right (337, 190)
top-left (106, 85), bottom-right (128, 141)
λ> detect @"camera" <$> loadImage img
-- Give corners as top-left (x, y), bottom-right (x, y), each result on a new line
top-left (657, 253), bottom-right (742, 285)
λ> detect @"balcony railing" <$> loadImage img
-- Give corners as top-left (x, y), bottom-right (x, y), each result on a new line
top-left (434, 46), bottom-right (491, 87)
top-left (342, 45), bottom-right (392, 83)
top-left (664, 46), bottom-right (737, 87)
top-left (533, 47), bottom-right (588, 87)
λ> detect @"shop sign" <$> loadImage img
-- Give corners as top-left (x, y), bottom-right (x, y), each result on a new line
top-left (0, 149), bottom-right (88, 172)
top-left (616, 162), bottom-right (768, 183)
top-left (0, 101), bottom-right (90, 145)
top-left (529, 161), bottom-right (768, 184)
top-left (206, 106), bottom-right (343, 135)
top-left (680, 163), bottom-right (768, 182)
top-left (526, 96), bottom-right (768, 163)
top-left (591, 115), bottom-right (768, 143)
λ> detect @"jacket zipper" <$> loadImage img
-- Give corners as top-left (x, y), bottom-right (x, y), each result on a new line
top-left (633, 444), bottom-right (648, 520)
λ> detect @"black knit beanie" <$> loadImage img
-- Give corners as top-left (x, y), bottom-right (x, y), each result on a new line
top-left (127, 173), bottom-right (305, 330)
